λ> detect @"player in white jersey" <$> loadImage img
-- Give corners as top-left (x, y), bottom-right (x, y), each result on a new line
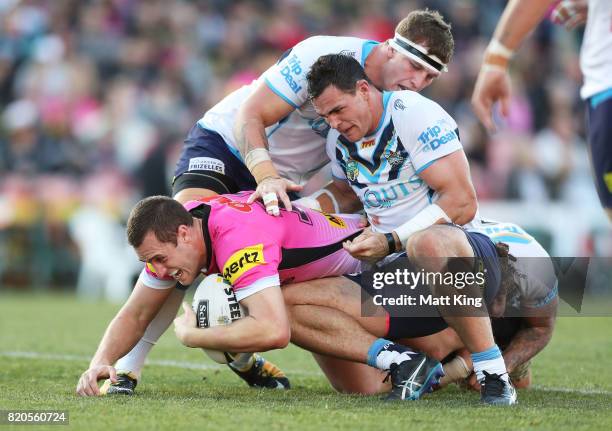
top-left (303, 53), bottom-right (516, 405)
top-left (455, 220), bottom-right (558, 390)
top-left (106, 10), bottom-right (457, 396)
top-left (471, 0), bottom-right (612, 220)
top-left (281, 219), bottom-right (557, 395)
top-left (229, 10), bottom-right (454, 215)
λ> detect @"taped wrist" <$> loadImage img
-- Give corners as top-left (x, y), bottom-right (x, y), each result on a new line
top-left (393, 204), bottom-right (451, 248)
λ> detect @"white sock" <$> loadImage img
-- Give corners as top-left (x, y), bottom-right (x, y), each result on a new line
top-left (471, 345), bottom-right (509, 383)
top-left (229, 353), bottom-right (256, 371)
top-left (115, 288), bottom-right (185, 379)
top-left (367, 338), bottom-right (416, 371)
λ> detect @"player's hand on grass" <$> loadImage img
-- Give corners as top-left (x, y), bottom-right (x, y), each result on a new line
top-left (247, 176), bottom-right (303, 216)
top-left (76, 365), bottom-right (117, 396)
top-left (173, 302), bottom-right (197, 347)
top-left (465, 372), bottom-right (480, 392)
top-left (342, 228), bottom-right (388, 263)
top-left (471, 67), bottom-right (511, 133)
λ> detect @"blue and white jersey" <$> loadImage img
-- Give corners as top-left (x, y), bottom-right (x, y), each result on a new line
top-left (327, 90), bottom-right (470, 233)
top-left (469, 220), bottom-right (558, 310)
top-left (580, 0), bottom-right (612, 99)
top-left (198, 36), bottom-right (379, 187)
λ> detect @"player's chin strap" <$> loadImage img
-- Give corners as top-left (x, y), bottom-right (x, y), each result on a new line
top-left (393, 203), bottom-right (451, 249)
top-left (388, 33), bottom-right (448, 73)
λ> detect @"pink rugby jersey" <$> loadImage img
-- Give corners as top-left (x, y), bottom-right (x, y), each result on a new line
top-left (140, 191), bottom-right (363, 301)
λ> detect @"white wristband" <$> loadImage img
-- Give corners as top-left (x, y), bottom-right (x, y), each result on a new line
top-left (393, 203), bottom-right (451, 248)
top-left (245, 148), bottom-right (272, 172)
top-left (293, 196), bottom-right (322, 212)
top-left (486, 39), bottom-right (514, 59)
top-left (293, 189), bottom-right (340, 213)
top-left (311, 189), bottom-right (340, 213)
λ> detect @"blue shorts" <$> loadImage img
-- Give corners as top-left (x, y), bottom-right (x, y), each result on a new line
top-left (172, 124), bottom-right (257, 196)
top-left (587, 89), bottom-right (612, 209)
top-left (352, 227), bottom-right (501, 340)
top-left (461, 228), bottom-right (501, 305)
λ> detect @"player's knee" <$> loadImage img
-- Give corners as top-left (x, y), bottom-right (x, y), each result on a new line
top-left (406, 228), bottom-right (445, 257)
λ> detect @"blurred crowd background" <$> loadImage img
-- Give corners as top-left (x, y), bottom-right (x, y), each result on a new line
top-left (0, 0), bottom-right (609, 296)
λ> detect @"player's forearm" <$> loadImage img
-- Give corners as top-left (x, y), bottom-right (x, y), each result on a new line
top-left (89, 313), bottom-right (147, 367)
top-left (184, 316), bottom-right (290, 352)
top-left (234, 118), bottom-right (280, 183)
top-left (501, 325), bottom-right (553, 372)
top-left (492, 0), bottom-right (557, 53)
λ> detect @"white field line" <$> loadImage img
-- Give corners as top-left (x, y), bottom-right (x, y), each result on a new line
top-left (2, 351), bottom-right (612, 395)
top-left (0, 350), bottom-right (322, 376)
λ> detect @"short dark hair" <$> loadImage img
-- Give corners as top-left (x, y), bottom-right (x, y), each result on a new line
top-left (396, 9), bottom-right (454, 65)
top-left (307, 54), bottom-right (370, 100)
top-left (126, 195), bottom-right (193, 248)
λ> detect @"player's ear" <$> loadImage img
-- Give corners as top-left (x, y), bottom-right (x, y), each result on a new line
top-left (385, 41), bottom-right (395, 58)
top-left (177, 224), bottom-right (190, 243)
top-left (356, 79), bottom-right (369, 98)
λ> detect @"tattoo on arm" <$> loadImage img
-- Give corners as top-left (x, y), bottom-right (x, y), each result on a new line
top-left (502, 323), bottom-right (553, 372)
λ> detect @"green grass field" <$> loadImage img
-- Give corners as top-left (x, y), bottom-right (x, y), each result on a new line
top-left (1, 292), bottom-right (611, 431)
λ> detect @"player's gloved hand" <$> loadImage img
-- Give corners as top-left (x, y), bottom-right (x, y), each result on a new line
top-left (76, 365), bottom-right (118, 396)
top-left (247, 176), bottom-right (303, 216)
top-left (173, 302), bottom-right (197, 347)
top-left (342, 228), bottom-right (388, 263)
top-left (551, 0), bottom-right (588, 30)
top-left (471, 67), bottom-right (511, 133)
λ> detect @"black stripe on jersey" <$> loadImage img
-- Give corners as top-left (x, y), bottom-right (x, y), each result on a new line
top-left (189, 204), bottom-right (213, 272)
top-left (278, 230), bottom-right (362, 270)
top-left (454, 127), bottom-right (461, 141)
top-left (385, 121), bottom-right (407, 181)
top-left (338, 132), bottom-right (387, 175)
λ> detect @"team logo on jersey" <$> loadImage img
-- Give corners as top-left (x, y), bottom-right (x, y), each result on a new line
top-left (188, 157), bottom-right (225, 174)
top-left (280, 54), bottom-right (303, 94)
top-left (222, 244), bottom-right (266, 284)
top-left (361, 139), bottom-right (375, 149)
top-left (322, 213), bottom-right (347, 228)
top-left (417, 119), bottom-right (458, 151)
top-left (384, 150), bottom-right (404, 167)
top-left (345, 159), bottom-right (359, 181)
top-left (394, 99), bottom-right (406, 111)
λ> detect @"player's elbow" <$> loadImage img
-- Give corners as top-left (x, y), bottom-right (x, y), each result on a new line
top-left (271, 325), bottom-right (291, 350)
top-left (259, 321), bottom-right (291, 351)
top-left (450, 189), bottom-right (478, 225)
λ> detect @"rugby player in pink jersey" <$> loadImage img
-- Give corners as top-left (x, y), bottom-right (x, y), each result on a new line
top-left (108, 9), bottom-right (455, 396)
top-left (76, 193), bottom-right (444, 399)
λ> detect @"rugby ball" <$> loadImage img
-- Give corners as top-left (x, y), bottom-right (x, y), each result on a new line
top-left (191, 273), bottom-right (246, 364)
